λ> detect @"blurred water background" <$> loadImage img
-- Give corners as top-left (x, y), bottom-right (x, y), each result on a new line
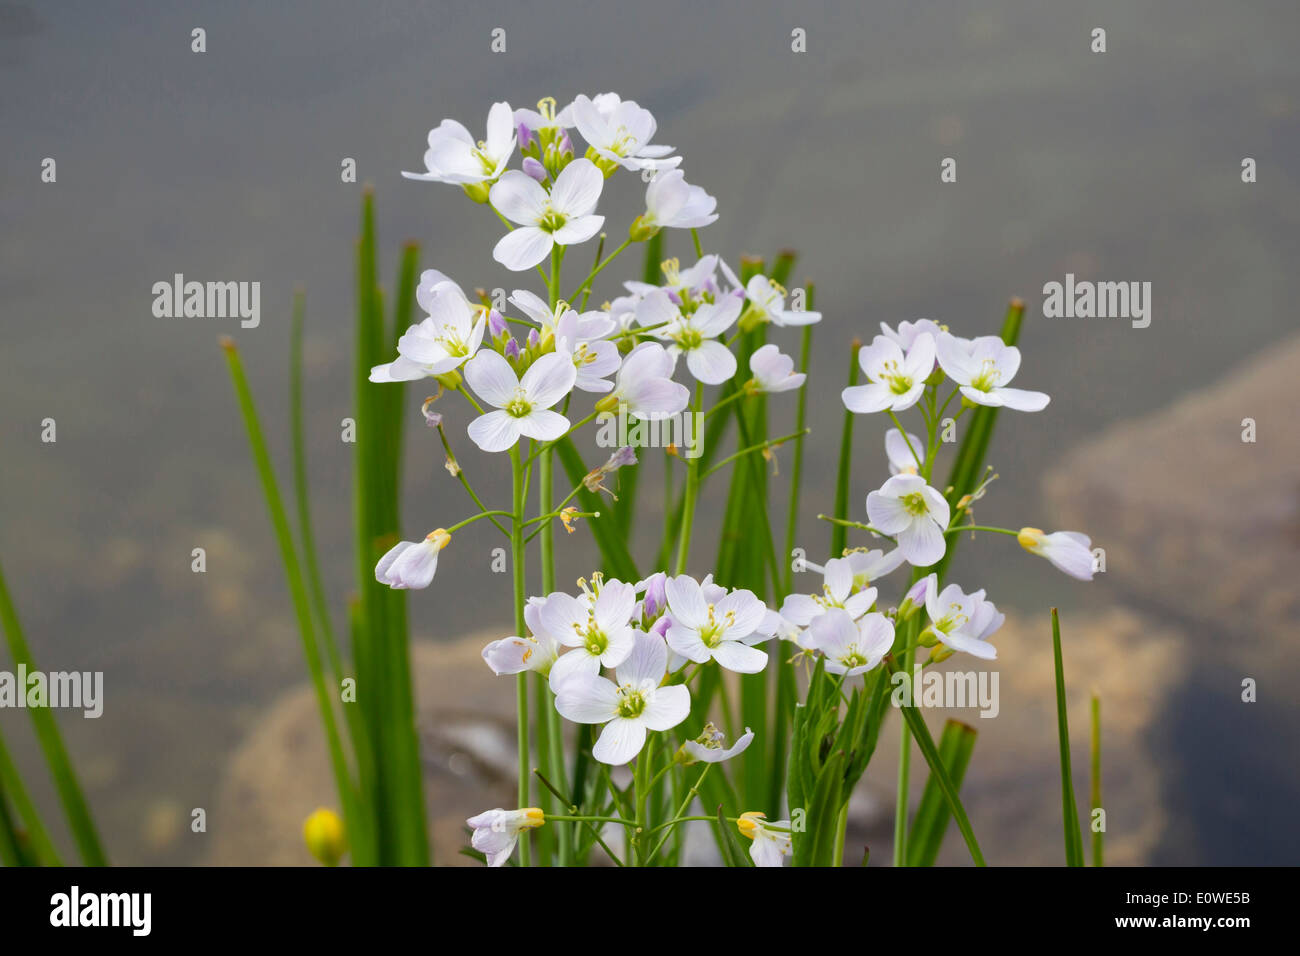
top-left (2, 0), bottom-right (1297, 863)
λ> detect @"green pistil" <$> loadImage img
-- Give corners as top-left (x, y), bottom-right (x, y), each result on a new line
top-left (505, 387), bottom-right (533, 418)
top-left (970, 359), bottom-right (1000, 392)
top-left (675, 326), bottom-right (703, 350)
top-left (900, 492), bottom-right (928, 516)
top-left (539, 209), bottom-right (567, 233)
top-left (616, 687), bottom-right (646, 719)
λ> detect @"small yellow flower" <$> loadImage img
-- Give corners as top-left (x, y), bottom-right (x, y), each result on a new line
top-left (303, 808), bottom-right (347, 866)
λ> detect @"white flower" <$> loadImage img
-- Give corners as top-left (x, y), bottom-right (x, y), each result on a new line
top-left (482, 598), bottom-right (561, 678)
top-left (681, 724), bottom-right (754, 765)
top-left (514, 99), bottom-right (575, 138)
top-left (866, 474), bottom-right (950, 567)
top-left (749, 344), bottom-right (805, 393)
top-left (625, 254), bottom-right (729, 300)
top-left (508, 289), bottom-right (615, 340)
top-left (885, 427), bottom-right (924, 475)
top-left (880, 318), bottom-right (947, 352)
top-left (374, 529), bottom-right (449, 590)
top-left (538, 580), bottom-right (638, 689)
top-left (936, 332), bottom-right (1049, 411)
top-left (466, 807), bottom-right (544, 867)
top-left (664, 575), bottom-right (769, 674)
top-left (743, 274), bottom-right (822, 327)
top-left (555, 310), bottom-right (621, 393)
top-left (639, 290), bottom-right (742, 385)
top-left (402, 102), bottom-right (516, 186)
top-left (842, 333), bottom-right (936, 414)
top-left (844, 547), bottom-right (908, 587)
top-left (639, 169), bottom-right (717, 230)
top-left (780, 557), bottom-right (878, 629)
top-left (922, 575), bottom-right (1003, 660)
top-left (369, 283), bottom-right (486, 382)
top-left (808, 608), bottom-right (894, 677)
top-left (597, 341), bottom-right (690, 420)
top-left (463, 350), bottom-right (576, 452)
top-left (490, 158), bottom-right (605, 271)
top-left (1018, 528), bottom-right (1095, 581)
top-left (737, 812), bottom-right (792, 867)
top-left (570, 93), bottom-right (680, 172)
top-left (554, 630), bottom-right (691, 765)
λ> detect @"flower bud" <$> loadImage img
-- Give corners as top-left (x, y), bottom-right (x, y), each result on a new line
top-left (522, 156), bottom-right (548, 183)
top-left (461, 181), bottom-right (491, 204)
top-left (629, 215), bottom-right (659, 242)
top-left (303, 808), bottom-right (347, 866)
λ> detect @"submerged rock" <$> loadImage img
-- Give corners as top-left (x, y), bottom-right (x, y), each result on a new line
top-left (213, 607), bottom-right (1182, 865)
top-left (1044, 335), bottom-right (1300, 667)
top-left (208, 633), bottom-right (518, 866)
top-left (853, 607), bottom-right (1184, 866)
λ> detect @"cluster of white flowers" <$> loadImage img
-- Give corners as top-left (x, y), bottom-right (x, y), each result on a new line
top-left (481, 572), bottom-right (766, 765)
top-left (376, 95), bottom-right (1096, 869)
top-left (371, 93), bottom-right (818, 592)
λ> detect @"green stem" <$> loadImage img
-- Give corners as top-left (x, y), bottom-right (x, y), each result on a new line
top-left (509, 447), bottom-right (531, 866)
top-left (701, 428), bottom-right (809, 479)
top-left (446, 510), bottom-right (514, 533)
top-left (567, 238), bottom-right (632, 302)
top-left (674, 382), bottom-right (704, 575)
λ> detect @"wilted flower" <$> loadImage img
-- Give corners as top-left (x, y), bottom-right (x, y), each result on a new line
top-left (466, 807), bottom-right (545, 867)
top-left (374, 529), bottom-right (450, 590)
top-left (584, 446), bottom-right (638, 498)
top-left (679, 723), bottom-right (754, 765)
top-left (1017, 528), bottom-right (1095, 581)
top-left (737, 812), bottom-right (792, 867)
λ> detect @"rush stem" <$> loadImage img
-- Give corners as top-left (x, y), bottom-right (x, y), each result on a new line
top-left (674, 381), bottom-right (704, 575)
top-left (509, 447), bottom-right (530, 867)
